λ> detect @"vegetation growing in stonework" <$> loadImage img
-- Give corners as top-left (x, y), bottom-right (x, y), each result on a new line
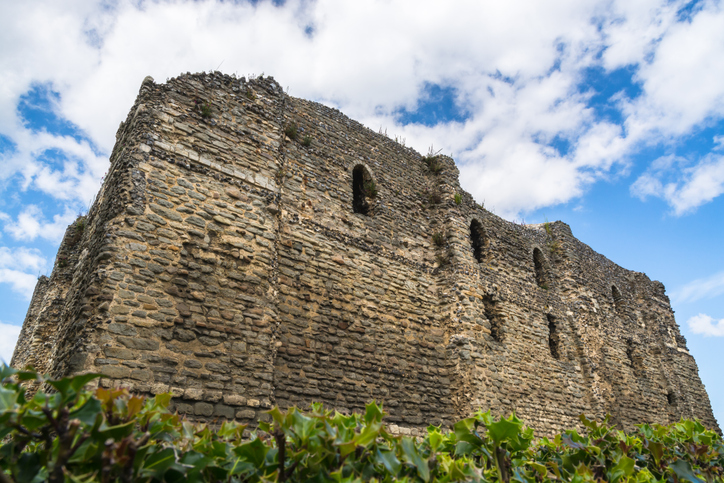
top-left (284, 123), bottom-right (299, 141)
top-left (423, 155), bottom-right (444, 175)
top-left (1, 364), bottom-right (722, 483)
top-left (454, 193), bottom-right (462, 205)
top-left (363, 179), bottom-right (377, 198)
top-left (302, 135), bottom-right (312, 147)
top-left (432, 232), bottom-right (445, 247)
top-left (195, 100), bottom-right (212, 118)
top-left (543, 219), bottom-right (562, 255)
top-left (422, 146), bottom-right (445, 175)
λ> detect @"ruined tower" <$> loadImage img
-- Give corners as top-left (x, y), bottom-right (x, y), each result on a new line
top-left (11, 72), bottom-right (719, 436)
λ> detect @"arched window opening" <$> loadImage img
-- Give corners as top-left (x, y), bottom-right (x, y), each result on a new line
top-left (352, 165), bottom-right (375, 215)
top-left (612, 285), bottom-right (623, 311)
top-left (533, 248), bottom-right (547, 288)
top-left (470, 219), bottom-right (486, 263)
top-left (547, 314), bottom-right (560, 360)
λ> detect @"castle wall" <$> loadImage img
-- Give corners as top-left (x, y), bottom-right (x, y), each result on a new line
top-left (13, 72), bottom-right (718, 436)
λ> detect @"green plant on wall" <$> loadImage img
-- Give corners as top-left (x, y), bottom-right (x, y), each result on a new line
top-left (284, 123), bottom-right (299, 141)
top-left (432, 232), bottom-right (445, 246)
top-left (200, 102), bottom-right (212, 118)
top-left (364, 179), bottom-right (377, 198)
top-left (454, 193), bottom-right (462, 205)
top-left (302, 135), bottom-right (312, 147)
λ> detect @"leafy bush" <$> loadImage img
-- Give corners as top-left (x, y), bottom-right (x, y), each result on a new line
top-left (1, 364), bottom-right (722, 483)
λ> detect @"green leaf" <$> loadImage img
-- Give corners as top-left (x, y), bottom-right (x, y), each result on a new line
top-left (69, 397), bottom-right (102, 426)
top-left (267, 406), bottom-right (285, 425)
top-left (97, 420), bottom-right (135, 440)
top-left (428, 428), bottom-right (444, 453)
top-left (291, 410), bottom-right (316, 443)
top-left (0, 363), bottom-right (18, 381)
top-left (608, 455), bottom-right (635, 483)
top-left (0, 385), bottom-right (17, 412)
top-left (235, 437), bottom-right (268, 468)
top-left (16, 452), bottom-right (41, 483)
top-left (487, 415), bottom-right (522, 445)
top-left (70, 373), bottom-right (101, 392)
top-left (142, 447), bottom-right (177, 476)
top-left (401, 437), bottom-right (430, 482)
top-left (354, 421), bottom-right (382, 448)
top-left (375, 448), bottom-right (401, 475)
top-left (648, 441), bottom-right (664, 466)
top-left (364, 401), bottom-right (384, 424)
top-left (669, 460), bottom-right (705, 483)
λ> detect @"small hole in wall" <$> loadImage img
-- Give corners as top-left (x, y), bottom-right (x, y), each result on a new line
top-left (626, 339), bottom-right (644, 375)
top-left (667, 391), bottom-right (677, 406)
top-left (483, 295), bottom-right (504, 343)
top-left (533, 248), bottom-right (547, 288)
top-left (612, 285), bottom-right (623, 310)
top-left (547, 314), bottom-right (560, 360)
top-left (470, 219), bottom-right (487, 263)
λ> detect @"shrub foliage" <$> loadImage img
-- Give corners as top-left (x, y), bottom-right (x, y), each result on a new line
top-left (1, 364), bottom-right (722, 482)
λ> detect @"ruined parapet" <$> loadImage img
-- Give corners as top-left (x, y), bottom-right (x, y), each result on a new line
top-left (12, 72), bottom-right (719, 436)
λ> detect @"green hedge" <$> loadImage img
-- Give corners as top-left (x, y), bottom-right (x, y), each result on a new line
top-left (0, 364), bottom-right (721, 482)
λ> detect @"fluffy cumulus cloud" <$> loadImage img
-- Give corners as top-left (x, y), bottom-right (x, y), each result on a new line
top-left (687, 314), bottom-right (724, 337)
top-left (631, 153), bottom-right (724, 215)
top-left (0, 247), bottom-right (47, 299)
top-left (0, 322), bottom-right (22, 364)
top-left (2, 205), bottom-right (79, 243)
top-left (0, 0), bottom-right (722, 221)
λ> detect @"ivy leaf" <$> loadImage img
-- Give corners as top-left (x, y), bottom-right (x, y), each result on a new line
top-left (364, 401), bottom-right (384, 424)
top-left (669, 460), bottom-right (705, 483)
top-left (401, 437), bottom-right (430, 482)
top-left (16, 452), bottom-right (41, 483)
top-left (69, 397), bottom-right (102, 426)
top-left (234, 437), bottom-right (268, 468)
top-left (608, 455), bottom-right (634, 483)
top-left (648, 441), bottom-right (664, 466)
top-left (0, 385), bottom-right (17, 412)
top-left (487, 416), bottom-right (521, 446)
top-left (375, 448), bottom-right (401, 475)
top-left (141, 447), bottom-right (177, 477)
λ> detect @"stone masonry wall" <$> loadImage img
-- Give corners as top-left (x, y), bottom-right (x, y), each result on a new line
top-left (12, 72), bottom-right (719, 436)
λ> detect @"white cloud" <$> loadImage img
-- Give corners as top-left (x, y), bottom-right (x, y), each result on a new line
top-left (621, 1), bottom-right (724, 139)
top-left (0, 321), bottom-right (22, 365)
top-left (0, 246), bottom-right (46, 299)
top-left (0, 0), bottom-right (722, 219)
top-left (673, 271), bottom-right (724, 304)
top-left (631, 154), bottom-right (724, 215)
top-left (714, 135), bottom-right (724, 151)
top-left (2, 205), bottom-right (79, 243)
top-left (687, 313), bottom-right (724, 337)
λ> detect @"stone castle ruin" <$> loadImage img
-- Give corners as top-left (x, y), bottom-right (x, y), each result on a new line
top-left (11, 72), bottom-right (719, 436)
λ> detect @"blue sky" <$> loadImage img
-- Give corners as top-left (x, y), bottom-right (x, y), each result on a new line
top-left (0, 0), bottom-right (722, 426)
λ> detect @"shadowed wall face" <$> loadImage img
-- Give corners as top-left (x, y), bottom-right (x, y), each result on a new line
top-left (12, 72), bottom-right (719, 437)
